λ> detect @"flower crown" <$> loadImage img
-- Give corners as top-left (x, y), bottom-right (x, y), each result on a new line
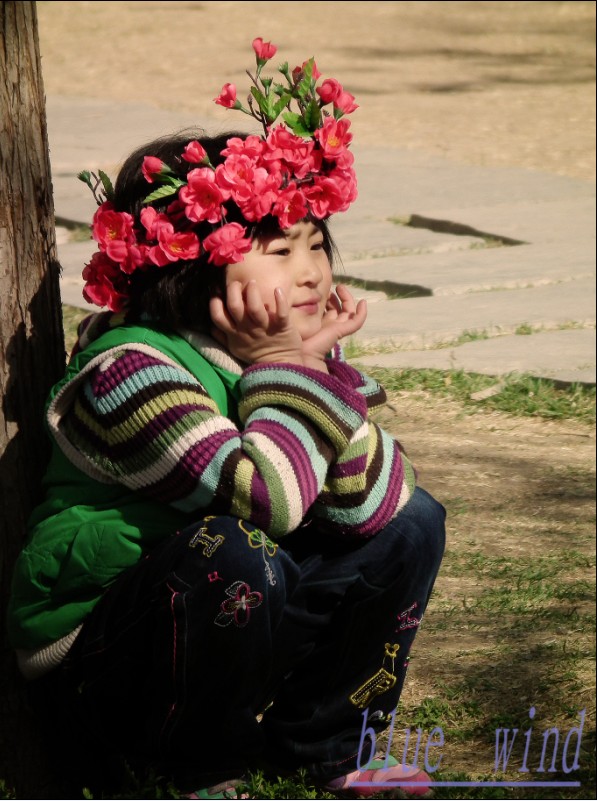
top-left (78, 38), bottom-right (359, 311)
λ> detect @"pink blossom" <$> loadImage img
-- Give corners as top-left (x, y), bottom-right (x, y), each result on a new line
top-left (179, 168), bottom-right (226, 224)
top-left (140, 207), bottom-right (174, 240)
top-left (316, 78), bottom-right (343, 105)
top-left (314, 117), bottom-right (353, 160)
top-left (236, 168), bottom-right (280, 222)
top-left (214, 83), bottom-right (238, 109)
top-left (326, 166), bottom-right (358, 211)
top-left (182, 141), bottom-right (208, 164)
top-left (292, 59), bottom-right (321, 83)
top-left (103, 240), bottom-right (148, 274)
top-left (142, 156), bottom-right (168, 184)
top-left (202, 223), bottom-right (253, 267)
top-left (272, 184), bottom-right (308, 229)
top-left (92, 203), bottom-right (136, 250)
top-left (82, 252), bottom-right (129, 312)
top-left (252, 37), bottom-right (277, 62)
top-left (303, 175), bottom-right (347, 218)
top-left (215, 154), bottom-right (258, 203)
top-left (334, 90), bottom-right (359, 115)
top-left (263, 126), bottom-right (318, 180)
top-left (221, 135), bottom-right (264, 162)
top-left (147, 229), bottom-right (200, 267)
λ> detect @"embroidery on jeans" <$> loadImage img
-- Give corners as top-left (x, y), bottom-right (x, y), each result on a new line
top-left (188, 521), bottom-right (224, 558)
top-left (208, 571), bottom-right (223, 583)
top-left (349, 642), bottom-right (399, 709)
top-left (214, 580), bottom-right (263, 628)
top-left (238, 520), bottom-right (278, 587)
top-left (395, 601), bottom-right (421, 632)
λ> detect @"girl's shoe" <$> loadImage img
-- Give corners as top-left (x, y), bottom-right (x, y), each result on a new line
top-left (324, 754), bottom-right (432, 799)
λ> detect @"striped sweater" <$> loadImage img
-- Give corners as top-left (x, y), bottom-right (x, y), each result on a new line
top-left (56, 323), bottom-right (415, 540)
top-left (8, 315), bottom-right (416, 674)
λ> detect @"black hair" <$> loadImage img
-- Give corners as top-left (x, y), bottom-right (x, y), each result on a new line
top-left (111, 130), bottom-right (338, 333)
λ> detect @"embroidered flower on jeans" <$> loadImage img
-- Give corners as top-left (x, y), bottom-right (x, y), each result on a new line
top-left (214, 581), bottom-right (263, 628)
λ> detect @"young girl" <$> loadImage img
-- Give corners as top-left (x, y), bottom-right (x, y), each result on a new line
top-left (8, 40), bottom-right (445, 799)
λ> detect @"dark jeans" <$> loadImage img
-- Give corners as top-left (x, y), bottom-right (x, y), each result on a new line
top-left (29, 487), bottom-right (445, 793)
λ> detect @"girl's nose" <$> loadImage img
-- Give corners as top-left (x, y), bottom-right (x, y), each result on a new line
top-left (298, 252), bottom-right (324, 284)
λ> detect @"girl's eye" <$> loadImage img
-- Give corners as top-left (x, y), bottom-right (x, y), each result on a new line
top-left (311, 241), bottom-right (325, 251)
top-left (270, 248), bottom-right (290, 256)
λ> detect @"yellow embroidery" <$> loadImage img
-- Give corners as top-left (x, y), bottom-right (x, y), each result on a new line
top-left (349, 643), bottom-right (400, 709)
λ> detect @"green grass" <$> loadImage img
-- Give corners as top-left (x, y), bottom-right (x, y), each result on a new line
top-left (355, 366), bottom-right (596, 424)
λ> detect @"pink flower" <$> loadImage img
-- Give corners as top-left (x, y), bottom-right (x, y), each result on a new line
top-left (140, 207), bottom-right (174, 240)
top-left (82, 252), bottom-right (129, 312)
top-left (272, 184), bottom-right (308, 229)
top-left (303, 175), bottom-right (347, 218)
top-left (147, 229), bottom-right (200, 267)
top-left (142, 156), bottom-right (169, 184)
top-left (236, 168), bottom-right (280, 222)
top-left (326, 165), bottom-right (358, 211)
top-left (203, 223), bottom-right (253, 267)
top-left (181, 140), bottom-right (208, 164)
top-left (215, 154), bottom-right (258, 202)
top-left (316, 78), bottom-right (343, 105)
top-left (263, 126), bottom-right (318, 180)
top-left (103, 240), bottom-right (148, 274)
top-left (92, 203), bottom-right (136, 250)
top-left (221, 135), bottom-right (264, 162)
top-left (252, 37), bottom-right (277, 63)
top-left (334, 90), bottom-right (359, 115)
top-left (292, 59), bottom-right (321, 82)
top-left (314, 117), bottom-right (353, 160)
top-left (214, 83), bottom-right (238, 109)
top-left (179, 168), bottom-right (226, 223)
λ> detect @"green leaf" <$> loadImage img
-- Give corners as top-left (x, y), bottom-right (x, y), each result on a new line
top-left (162, 175), bottom-right (185, 189)
top-left (282, 112), bottom-right (312, 138)
top-left (271, 92), bottom-right (292, 119)
top-left (296, 57), bottom-right (315, 99)
top-left (250, 85), bottom-right (270, 116)
top-left (142, 185), bottom-right (180, 204)
top-left (304, 99), bottom-right (321, 132)
top-left (98, 170), bottom-right (115, 201)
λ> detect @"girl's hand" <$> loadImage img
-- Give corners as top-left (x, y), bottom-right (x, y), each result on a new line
top-left (302, 284), bottom-right (368, 365)
top-left (209, 280), bottom-right (305, 365)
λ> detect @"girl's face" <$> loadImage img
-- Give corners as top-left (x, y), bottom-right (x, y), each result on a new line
top-left (225, 220), bottom-right (333, 340)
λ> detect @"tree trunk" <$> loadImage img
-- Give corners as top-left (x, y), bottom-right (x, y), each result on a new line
top-left (0, 2), bottom-right (65, 795)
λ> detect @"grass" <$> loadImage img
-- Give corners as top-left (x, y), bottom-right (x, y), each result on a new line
top-left (356, 366), bottom-right (596, 425)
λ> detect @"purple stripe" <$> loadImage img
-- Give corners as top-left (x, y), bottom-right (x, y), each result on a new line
top-left (329, 453), bottom-right (368, 479)
top-left (250, 470), bottom-right (272, 530)
top-left (248, 419), bottom-right (320, 506)
top-left (359, 449), bottom-right (404, 535)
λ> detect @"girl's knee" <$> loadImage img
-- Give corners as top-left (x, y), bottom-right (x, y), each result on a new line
top-left (176, 516), bottom-right (300, 597)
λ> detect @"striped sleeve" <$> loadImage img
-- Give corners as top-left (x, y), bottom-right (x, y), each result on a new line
top-left (56, 349), bottom-right (369, 539)
top-left (308, 358), bottom-right (416, 537)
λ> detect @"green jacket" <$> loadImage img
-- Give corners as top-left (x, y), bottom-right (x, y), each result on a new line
top-left (7, 324), bottom-right (241, 651)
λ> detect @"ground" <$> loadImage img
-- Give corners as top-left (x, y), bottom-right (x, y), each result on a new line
top-left (39, 1), bottom-right (595, 793)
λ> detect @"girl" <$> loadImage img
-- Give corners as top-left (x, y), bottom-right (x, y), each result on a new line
top-left (8, 41), bottom-right (445, 799)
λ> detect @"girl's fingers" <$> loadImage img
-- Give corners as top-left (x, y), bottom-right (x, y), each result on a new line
top-left (209, 295), bottom-right (235, 333)
top-left (273, 287), bottom-right (290, 323)
top-left (333, 284), bottom-right (357, 316)
top-left (244, 280), bottom-right (269, 326)
top-left (224, 280), bottom-right (245, 323)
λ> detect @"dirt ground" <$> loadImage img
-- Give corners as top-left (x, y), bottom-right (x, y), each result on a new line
top-left (36, 0), bottom-right (595, 181)
top-left (39, 1), bottom-right (595, 785)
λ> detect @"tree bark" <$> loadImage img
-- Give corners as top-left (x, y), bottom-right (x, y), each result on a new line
top-left (0, 2), bottom-right (65, 795)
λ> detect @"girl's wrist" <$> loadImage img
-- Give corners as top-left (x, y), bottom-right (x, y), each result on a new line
top-left (302, 356), bottom-right (329, 373)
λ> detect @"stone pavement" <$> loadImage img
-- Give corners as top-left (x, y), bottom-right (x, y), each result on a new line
top-left (48, 96), bottom-right (596, 385)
